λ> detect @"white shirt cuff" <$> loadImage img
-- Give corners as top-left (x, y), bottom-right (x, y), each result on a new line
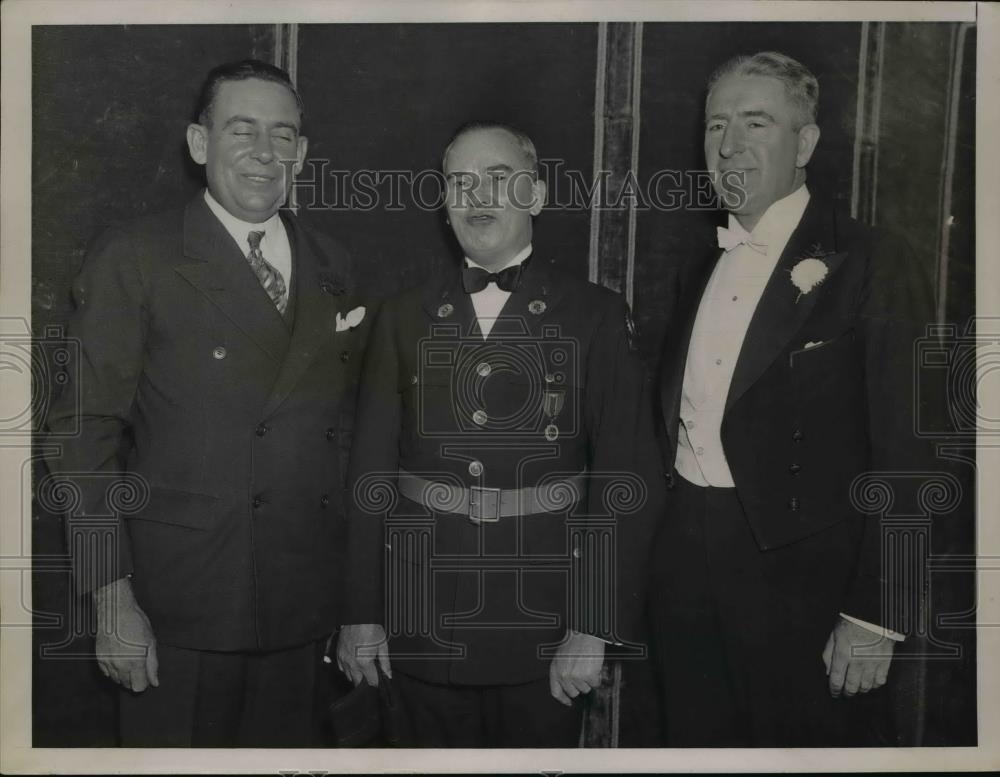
top-left (840, 613), bottom-right (905, 641)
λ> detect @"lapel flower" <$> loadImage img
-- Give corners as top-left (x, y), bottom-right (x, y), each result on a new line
top-left (789, 257), bottom-right (828, 301)
top-left (437, 303), bottom-right (454, 318)
top-left (528, 299), bottom-right (547, 315)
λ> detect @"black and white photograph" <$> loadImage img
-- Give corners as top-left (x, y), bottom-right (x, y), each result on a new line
top-left (1, 0), bottom-right (997, 772)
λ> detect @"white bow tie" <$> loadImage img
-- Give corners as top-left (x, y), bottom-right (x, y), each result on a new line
top-left (717, 223), bottom-right (768, 255)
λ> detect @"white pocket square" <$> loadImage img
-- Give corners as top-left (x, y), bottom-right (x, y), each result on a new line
top-left (803, 340), bottom-right (824, 349)
top-left (336, 306), bottom-right (366, 332)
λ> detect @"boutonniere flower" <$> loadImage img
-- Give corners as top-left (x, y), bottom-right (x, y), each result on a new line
top-left (789, 245), bottom-right (834, 301)
top-left (335, 306), bottom-right (366, 332)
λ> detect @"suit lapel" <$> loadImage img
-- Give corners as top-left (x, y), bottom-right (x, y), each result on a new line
top-left (724, 198), bottom-right (848, 412)
top-left (261, 213), bottom-right (352, 417)
top-left (174, 195), bottom-right (290, 362)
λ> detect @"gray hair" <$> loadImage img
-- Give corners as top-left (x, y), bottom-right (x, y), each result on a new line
top-left (442, 121), bottom-right (539, 176)
top-left (707, 51), bottom-right (819, 127)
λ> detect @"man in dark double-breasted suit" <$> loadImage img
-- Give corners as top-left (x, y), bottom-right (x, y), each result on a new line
top-left (648, 52), bottom-right (934, 746)
top-left (44, 60), bottom-right (373, 746)
top-left (337, 122), bottom-right (658, 747)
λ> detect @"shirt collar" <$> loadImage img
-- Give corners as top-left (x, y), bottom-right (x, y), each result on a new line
top-left (727, 184), bottom-right (810, 255)
top-left (203, 189), bottom-right (282, 255)
top-left (464, 244), bottom-right (533, 273)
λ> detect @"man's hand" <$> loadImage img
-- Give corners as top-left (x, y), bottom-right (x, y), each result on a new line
top-left (549, 630), bottom-right (606, 706)
top-left (822, 617), bottom-right (895, 698)
top-left (336, 624), bottom-right (392, 687)
top-left (92, 577), bottom-right (159, 693)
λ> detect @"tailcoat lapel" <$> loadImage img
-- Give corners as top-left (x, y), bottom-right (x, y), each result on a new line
top-left (724, 198), bottom-right (848, 412)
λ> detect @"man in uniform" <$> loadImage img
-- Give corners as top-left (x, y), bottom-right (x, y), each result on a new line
top-left (45, 59), bottom-right (372, 746)
top-left (649, 52), bottom-right (933, 746)
top-left (337, 122), bottom-right (656, 746)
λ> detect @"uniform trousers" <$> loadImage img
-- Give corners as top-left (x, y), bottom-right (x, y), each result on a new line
top-left (391, 671), bottom-right (584, 747)
top-left (119, 639), bottom-right (330, 747)
top-left (647, 472), bottom-right (890, 747)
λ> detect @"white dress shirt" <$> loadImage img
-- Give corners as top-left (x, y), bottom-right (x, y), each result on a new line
top-left (204, 190), bottom-right (292, 293)
top-left (676, 185), bottom-right (810, 488)
top-left (674, 185), bottom-right (902, 641)
top-left (465, 244), bottom-right (532, 339)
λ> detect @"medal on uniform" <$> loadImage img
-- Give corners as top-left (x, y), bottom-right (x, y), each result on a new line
top-left (542, 388), bottom-right (564, 441)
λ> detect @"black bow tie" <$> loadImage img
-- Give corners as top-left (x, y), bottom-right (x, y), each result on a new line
top-left (461, 261), bottom-right (528, 294)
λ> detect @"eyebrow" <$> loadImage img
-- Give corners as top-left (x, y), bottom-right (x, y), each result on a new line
top-left (705, 109), bottom-right (777, 123)
top-left (222, 116), bottom-right (300, 132)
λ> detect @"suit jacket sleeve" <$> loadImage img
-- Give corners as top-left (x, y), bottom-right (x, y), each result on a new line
top-left (579, 294), bottom-right (662, 643)
top-left (44, 226), bottom-right (148, 594)
top-left (843, 229), bottom-right (935, 631)
top-left (341, 300), bottom-right (401, 625)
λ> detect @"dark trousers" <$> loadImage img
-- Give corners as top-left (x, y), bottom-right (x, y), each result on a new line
top-left (647, 473), bottom-right (889, 747)
top-left (119, 639), bottom-right (330, 747)
top-left (392, 671), bottom-right (584, 747)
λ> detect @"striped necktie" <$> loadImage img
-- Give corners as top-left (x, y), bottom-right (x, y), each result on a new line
top-left (246, 230), bottom-right (288, 314)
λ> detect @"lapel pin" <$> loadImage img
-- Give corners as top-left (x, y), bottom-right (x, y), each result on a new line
top-left (528, 299), bottom-right (546, 315)
top-left (437, 303), bottom-right (454, 318)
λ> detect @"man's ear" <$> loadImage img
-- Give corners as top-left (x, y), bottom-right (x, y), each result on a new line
top-left (529, 178), bottom-right (547, 217)
top-left (294, 135), bottom-right (308, 175)
top-left (796, 123), bottom-right (821, 168)
top-left (186, 123), bottom-right (208, 166)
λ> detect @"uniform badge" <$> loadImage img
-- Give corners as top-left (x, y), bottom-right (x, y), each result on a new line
top-left (437, 303), bottom-right (454, 318)
top-left (542, 389), bottom-right (564, 441)
top-left (528, 299), bottom-right (547, 315)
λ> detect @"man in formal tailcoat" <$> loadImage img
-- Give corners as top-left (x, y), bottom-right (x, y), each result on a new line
top-left (337, 122), bottom-right (657, 746)
top-left (648, 52), bottom-right (933, 746)
top-left (44, 59), bottom-right (373, 746)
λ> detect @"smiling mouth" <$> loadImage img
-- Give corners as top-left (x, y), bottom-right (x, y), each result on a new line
top-left (242, 173), bottom-right (276, 184)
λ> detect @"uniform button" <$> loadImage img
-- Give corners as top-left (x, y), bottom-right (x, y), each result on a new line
top-left (325, 427), bottom-right (336, 441)
top-left (715, 358), bottom-right (722, 366)
top-left (788, 497), bottom-right (800, 511)
top-left (468, 460), bottom-right (483, 477)
top-left (789, 463), bottom-right (801, 475)
top-left (572, 547), bottom-right (582, 559)
top-left (255, 424), bottom-right (268, 437)
top-left (252, 496), bottom-right (263, 509)
top-left (472, 409), bottom-right (488, 426)
top-left (792, 430), bottom-right (803, 442)
top-left (410, 374), bottom-right (418, 385)
top-left (664, 472), bottom-right (675, 490)
top-left (320, 494), bottom-right (330, 508)
top-left (212, 346), bottom-right (227, 360)
top-left (340, 351), bottom-right (350, 362)
top-left (476, 362), bottom-right (492, 378)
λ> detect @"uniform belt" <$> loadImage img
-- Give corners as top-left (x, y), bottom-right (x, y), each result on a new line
top-left (397, 469), bottom-right (587, 524)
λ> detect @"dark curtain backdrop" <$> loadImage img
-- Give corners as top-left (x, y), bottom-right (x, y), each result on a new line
top-left (30, 21), bottom-right (975, 748)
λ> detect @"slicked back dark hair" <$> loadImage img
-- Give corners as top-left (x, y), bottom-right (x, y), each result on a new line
top-left (442, 121), bottom-right (539, 176)
top-left (193, 59), bottom-right (304, 128)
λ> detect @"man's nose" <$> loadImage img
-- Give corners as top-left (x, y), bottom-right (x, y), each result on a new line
top-left (251, 134), bottom-right (275, 163)
top-left (719, 124), bottom-right (744, 158)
